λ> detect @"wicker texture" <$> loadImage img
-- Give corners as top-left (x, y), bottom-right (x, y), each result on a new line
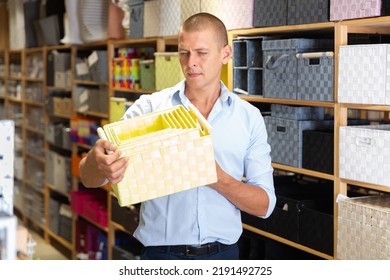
top-left (265, 116), bottom-right (332, 168)
top-left (330, 0), bottom-right (382, 21)
top-left (297, 53), bottom-right (334, 102)
top-left (99, 105), bottom-right (217, 206)
top-left (253, 0), bottom-right (288, 27)
top-left (288, 0), bottom-right (329, 25)
top-left (262, 38), bottom-right (333, 100)
top-left (143, 0), bottom-right (161, 38)
top-left (339, 124), bottom-right (390, 187)
top-left (155, 52), bottom-right (184, 90)
top-left (271, 104), bottom-right (325, 120)
top-left (338, 44), bottom-right (390, 105)
top-left (338, 195), bottom-right (390, 260)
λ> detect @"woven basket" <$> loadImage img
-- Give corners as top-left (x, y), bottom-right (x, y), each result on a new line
top-left (338, 195), bottom-right (390, 259)
top-left (98, 105), bottom-right (217, 206)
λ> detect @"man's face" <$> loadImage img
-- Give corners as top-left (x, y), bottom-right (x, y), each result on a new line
top-left (178, 28), bottom-right (230, 90)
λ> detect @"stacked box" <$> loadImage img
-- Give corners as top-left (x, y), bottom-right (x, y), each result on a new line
top-left (140, 60), bottom-right (155, 90)
top-left (155, 52), bottom-right (184, 90)
top-left (338, 195), bottom-right (390, 259)
top-left (143, 0), bottom-right (161, 37)
top-left (339, 124), bottom-right (390, 187)
top-left (270, 104), bottom-right (325, 120)
top-left (302, 129), bottom-right (334, 174)
top-left (297, 52), bottom-right (334, 102)
top-left (128, 0), bottom-right (145, 39)
top-left (233, 37), bottom-right (267, 95)
top-left (159, 0), bottom-right (200, 36)
top-left (242, 175), bottom-right (334, 255)
top-left (265, 115), bottom-right (332, 168)
top-left (330, 0), bottom-right (390, 21)
top-left (288, 0), bottom-right (329, 25)
top-left (263, 38), bottom-right (333, 100)
top-left (201, 0), bottom-right (254, 31)
top-left (338, 44), bottom-right (390, 105)
top-left (253, 0), bottom-right (288, 27)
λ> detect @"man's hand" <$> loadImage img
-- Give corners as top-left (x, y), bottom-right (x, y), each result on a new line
top-left (79, 139), bottom-right (128, 187)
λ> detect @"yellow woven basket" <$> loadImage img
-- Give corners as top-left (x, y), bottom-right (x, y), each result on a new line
top-left (98, 105), bottom-right (217, 206)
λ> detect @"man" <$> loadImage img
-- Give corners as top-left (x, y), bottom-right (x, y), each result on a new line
top-left (79, 12), bottom-right (275, 260)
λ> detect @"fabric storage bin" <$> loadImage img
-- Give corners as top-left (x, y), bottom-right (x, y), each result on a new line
top-left (288, 0), bottom-right (330, 25)
top-left (98, 105), bottom-right (217, 206)
top-left (271, 104), bottom-right (325, 120)
top-left (143, 0), bottom-right (161, 37)
top-left (338, 44), bottom-right (390, 105)
top-left (253, 0), bottom-right (287, 27)
top-left (111, 196), bottom-right (140, 233)
top-left (7, 0), bottom-right (25, 50)
top-left (302, 129), bottom-right (334, 174)
top-left (155, 52), bottom-right (184, 90)
top-left (110, 97), bottom-right (127, 123)
top-left (263, 38), bottom-right (333, 100)
top-left (129, 2), bottom-right (144, 39)
top-left (139, 59), bottom-right (155, 90)
top-left (201, 0), bottom-right (253, 30)
top-left (265, 176), bottom-right (324, 243)
top-left (53, 153), bottom-right (72, 194)
top-left (78, 0), bottom-right (109, 43)
top-left (338, 195), bottom-right (390, 259)
top-left (299, 201), bottom-right (334, 256)
top-left (89, 50), bottom-right (109, 83)
top-left (48, 199), bottom-right (60, 235)
top-left (265, 116), bottom-right (332, 167)
top-left (297, 52), bottom-right (334, 102)
top-left (339, 124), bottom-right (390, 187)
top-left (159, 0), bottom-right (200, 36)
top-left (330, 0), bottom-right (390, 21)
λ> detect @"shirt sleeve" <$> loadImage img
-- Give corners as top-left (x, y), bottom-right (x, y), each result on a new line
top-left (244, 109), bottom-right (276, 219)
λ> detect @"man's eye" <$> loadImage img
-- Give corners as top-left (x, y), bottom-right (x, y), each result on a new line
top-left (199, 52), bottom-right (208, 56)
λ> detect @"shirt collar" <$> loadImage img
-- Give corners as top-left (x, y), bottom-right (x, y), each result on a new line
top-left (173, 81), bottom-right (233, 109)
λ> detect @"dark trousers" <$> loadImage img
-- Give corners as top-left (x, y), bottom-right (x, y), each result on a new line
top-left (140, 243), bottom-right (239, 260)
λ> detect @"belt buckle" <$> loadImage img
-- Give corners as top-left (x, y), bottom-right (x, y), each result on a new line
top-left (185, 245), bottom-right (196, 256)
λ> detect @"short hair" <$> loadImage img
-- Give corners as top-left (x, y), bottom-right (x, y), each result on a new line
top-left (180, 13), bottom-right (228, 47)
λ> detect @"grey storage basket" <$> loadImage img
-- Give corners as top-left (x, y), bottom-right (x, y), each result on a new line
top-left (297, 52), bottom-right (334, 102)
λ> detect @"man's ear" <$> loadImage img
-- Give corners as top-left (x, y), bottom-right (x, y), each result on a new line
top-left (222, 44), bottom-right (232, 64)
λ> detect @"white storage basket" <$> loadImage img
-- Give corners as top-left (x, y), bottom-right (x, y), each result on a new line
top-left (338, 44), bottom-right (390, 105)
top-left (339, 124), bottom-right (390, 187)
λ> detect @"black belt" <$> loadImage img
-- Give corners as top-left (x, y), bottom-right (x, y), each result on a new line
top-left (154, 242), bottom-right (231, 256)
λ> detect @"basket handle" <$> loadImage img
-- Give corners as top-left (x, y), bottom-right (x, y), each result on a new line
top-left (296, 51), bottom-right (334, 59)
top-left (97, 127), bottom-right (113, 154)
top-left (188, 104), bottom-right (213, 134)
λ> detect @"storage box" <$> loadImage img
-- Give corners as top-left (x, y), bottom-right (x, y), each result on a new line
top-left (263, 38), bottom-right (333, 100)
top-left (338, 195), bottom-right (390, 259)
top-left (143, 0), bottom-right (161, 37)
top-left (98, 105), bottom-right (217, 206)
top-left (265, 116), bottom-right (332, 167)
top-left (297, 52), bottom-right (334, 102)
top-left (0, 120), bottom-right (14, 216)
top-left (338, 44), bottom-right (390, 105)
top-left (288, 0), bottom-right (329, 25)
top-left (140, 59), bottom-right (155, 90)
top-left (339, 124), bottom-right (390, 187)
top-left (111, 196), bottom-right (139, 233)
top-left (129, 2), bottom-right (144, 39)
top-left (302, 129), bottom-right (334, 174)
top-left (253, 0), bottom-right (287, 27)
top-left (271, 104), bottom-right (325, 120)
top-left (201, 0), bottom-right (253, 30)
top-left (159, 0), bottom-right (200, 36)
top-left (155, 52), bottom-right (184, 90)
top-left (330, 0), bottom-right (390, 21)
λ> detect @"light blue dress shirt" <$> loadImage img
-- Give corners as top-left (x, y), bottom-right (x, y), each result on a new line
top-left (122, 80), bottom-right (276, 246)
